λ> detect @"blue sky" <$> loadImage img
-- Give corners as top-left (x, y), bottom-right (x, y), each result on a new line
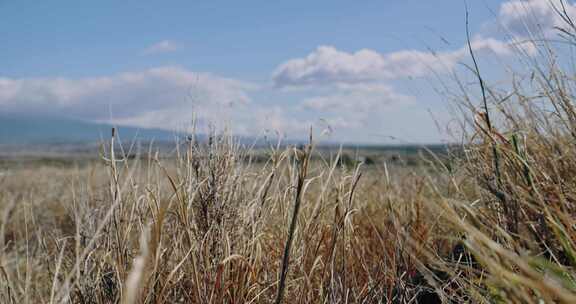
top-left (0, 0), bottom-right (569, 143)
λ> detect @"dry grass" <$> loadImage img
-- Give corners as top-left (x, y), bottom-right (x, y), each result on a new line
top-left (0, 133), bottom-right (449, 303)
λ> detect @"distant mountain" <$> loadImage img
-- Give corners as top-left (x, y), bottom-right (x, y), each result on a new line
top-left (0, 114), bottom-right (179, 144)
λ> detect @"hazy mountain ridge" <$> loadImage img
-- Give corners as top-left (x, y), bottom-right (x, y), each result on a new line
top-left (0, 114), bottom-right (178, 144)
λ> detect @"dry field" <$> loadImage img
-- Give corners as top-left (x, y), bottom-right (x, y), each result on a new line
top-left (4, 14), bottom-right (576, 304)
top-left (1, 142), bottom-right (454, 303)
top-left (1, 114), bottom-right (576, 303)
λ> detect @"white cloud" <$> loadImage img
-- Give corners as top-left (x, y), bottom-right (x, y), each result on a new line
top-left (0, 66), bottom-right (255, 129)
top-left (269, 38), bottom-right (517, 137)
top-left (272, 1), bottom-right (563, 90)
top-left (142, 40), bottom-right (179, 55)
top-left (272, 39), bottom-right (515, 87)
top-left (498, 0), bottom-right (576, 38)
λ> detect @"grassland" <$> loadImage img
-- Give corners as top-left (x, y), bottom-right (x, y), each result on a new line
top-left (0, 140), bottom-right (451, 303)
top-left (4, 13), bottom-right (576, 304)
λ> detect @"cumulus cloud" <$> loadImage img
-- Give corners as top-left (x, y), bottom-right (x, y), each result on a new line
top-left (142, 40), bottom-right (180, 55)
top-left (268, 12), bottom-right (543, 138)
top-left (272, 39), bottom-right (515, 87)
top-left (0, 66), bottom-right (255, 129)
top-left (269, 20), bottom-right (531, 139)
top-left (272, 0), bottom-right (564, 89)
top-left (498, 0), bottom-right (576, 38)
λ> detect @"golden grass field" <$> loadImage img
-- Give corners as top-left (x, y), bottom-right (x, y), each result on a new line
top-left (4, 13), bottom-right (576, 304)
